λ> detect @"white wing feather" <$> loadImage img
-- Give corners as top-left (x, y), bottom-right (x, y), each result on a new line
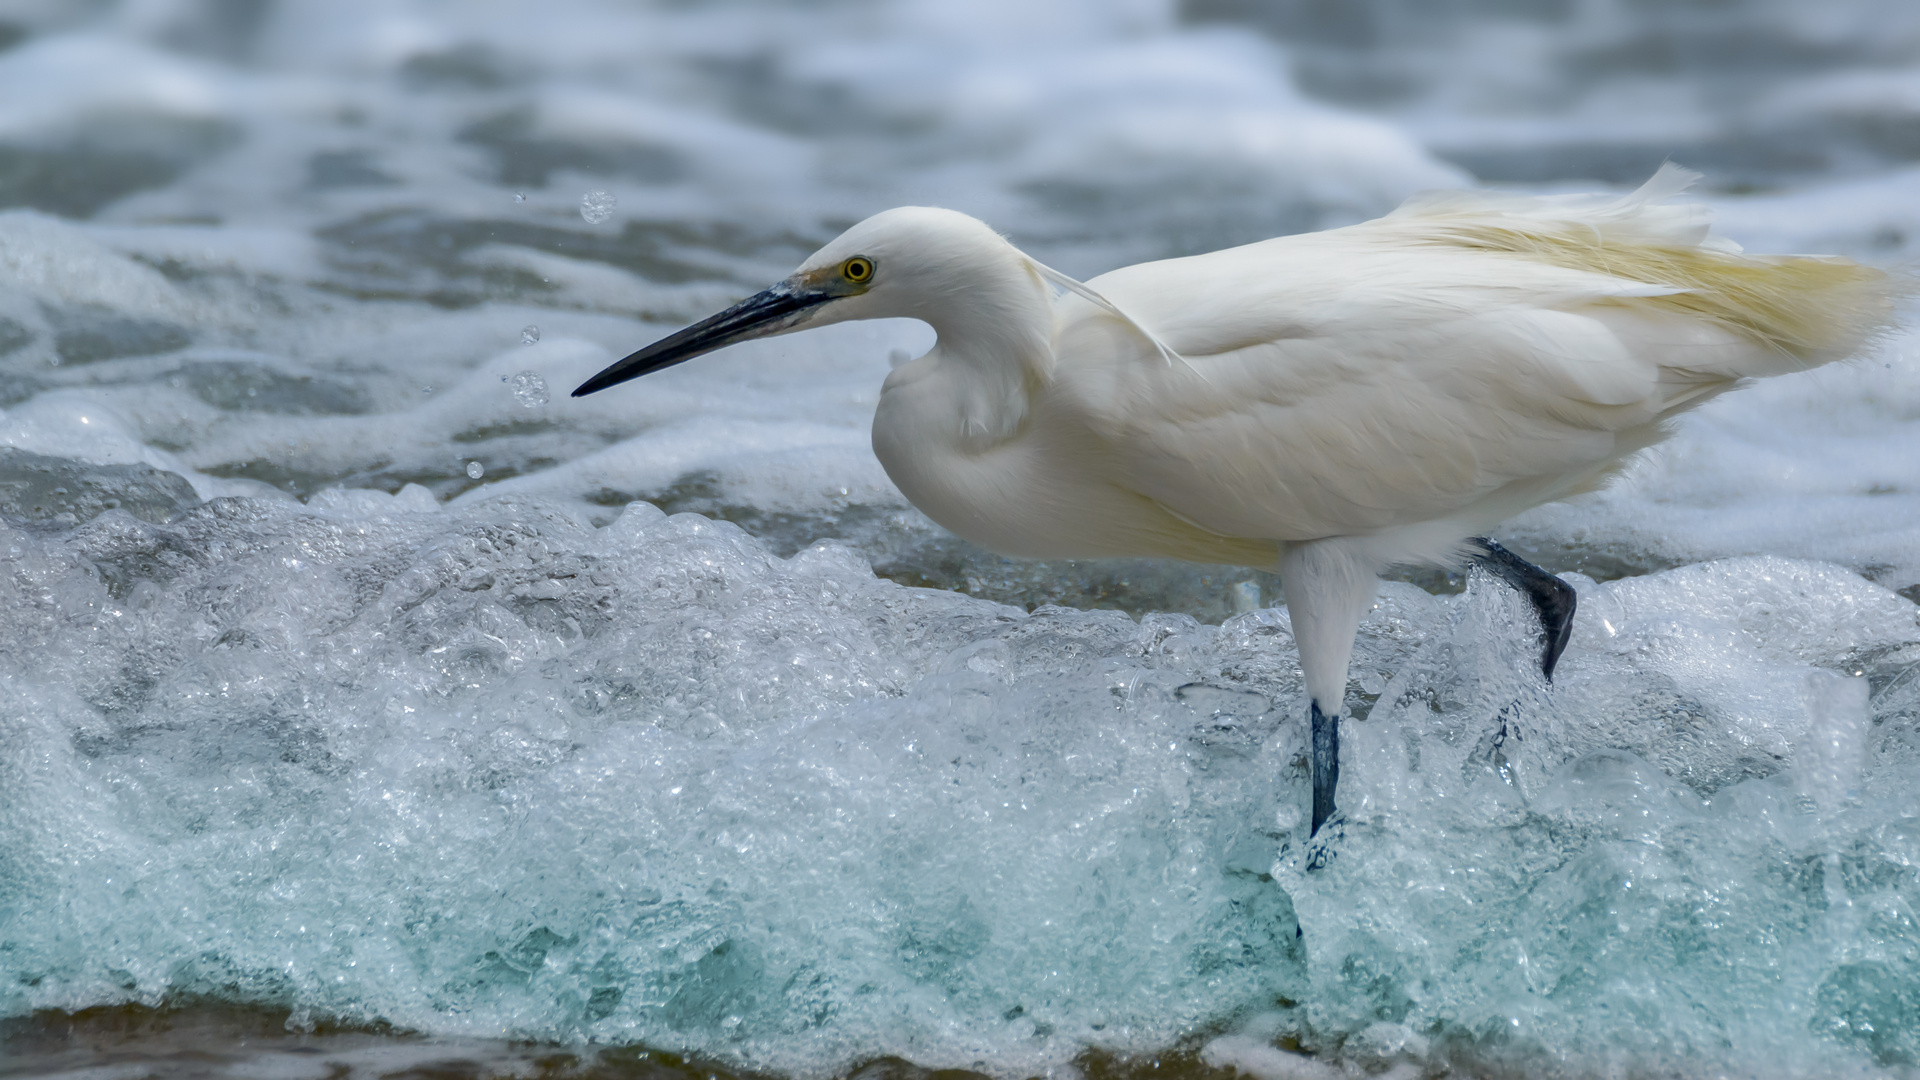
top-left (1050, 171), bottom-right (1897, 547)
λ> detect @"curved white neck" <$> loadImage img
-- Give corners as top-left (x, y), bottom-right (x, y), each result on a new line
top-left (910, 256), bottom-right (1056, 445)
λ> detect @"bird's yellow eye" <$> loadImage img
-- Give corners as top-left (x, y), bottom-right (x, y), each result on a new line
top-left (842, 257), bottom-right (874, 284)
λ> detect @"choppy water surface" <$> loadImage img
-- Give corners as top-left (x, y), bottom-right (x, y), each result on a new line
top-left (2, 2), bottom-right (1919, 1078)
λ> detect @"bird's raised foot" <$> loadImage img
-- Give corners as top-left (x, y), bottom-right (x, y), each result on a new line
top-left (1469, 538), bottom-right (1577, 681)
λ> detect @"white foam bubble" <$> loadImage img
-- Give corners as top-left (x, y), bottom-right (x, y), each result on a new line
top-left (509, 370), bottom-right (550, 408)
top-left (579, 190), bottom-right (617, 225)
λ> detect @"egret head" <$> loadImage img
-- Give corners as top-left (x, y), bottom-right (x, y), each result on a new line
top-left (572, 207), bottom-right (1024, 397)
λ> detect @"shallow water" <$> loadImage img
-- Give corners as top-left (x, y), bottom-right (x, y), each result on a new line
top-left (2, 2), bottom-right (1920, 1079)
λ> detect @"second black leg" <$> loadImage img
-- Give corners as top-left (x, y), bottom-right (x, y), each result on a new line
top-left (1469, 538), bottom-right (1577, 681)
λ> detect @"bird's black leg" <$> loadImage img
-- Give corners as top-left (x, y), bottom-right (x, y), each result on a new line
top-left (1309, 700), bottom-right (1340, 837)
top-left (1469, 538), bottom-right (1577, 681)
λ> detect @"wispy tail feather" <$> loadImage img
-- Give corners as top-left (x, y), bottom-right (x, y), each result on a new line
top-left (1391, 165), bottom-right (1909, 375)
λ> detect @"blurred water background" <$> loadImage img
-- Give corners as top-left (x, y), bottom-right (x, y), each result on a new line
top-left (2, 1), bottom-right (1920, 1078)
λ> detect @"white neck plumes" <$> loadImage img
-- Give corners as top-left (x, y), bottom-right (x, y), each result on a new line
top-left (920, 257), bottom-right (1055, 443)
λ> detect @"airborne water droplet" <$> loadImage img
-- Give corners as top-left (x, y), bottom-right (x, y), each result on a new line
top-left (510, 371), bottom-right (550, 408)
top-left (521, 325), bottom-right (540, 345)
top-left (466, 461), bottom-right (485, 480)
top-left (580, 190), bottom-right (617, 224)
top-left (513, 191), bottom-right (526, 203)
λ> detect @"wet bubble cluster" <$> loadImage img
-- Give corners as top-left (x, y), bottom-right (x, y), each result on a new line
top-left (509, 371), bottom-right (549, 408)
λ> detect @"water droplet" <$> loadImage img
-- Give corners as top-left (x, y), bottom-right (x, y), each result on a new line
top-left (513, 191), bottom-right (526, 203)
top-left (521, 325), bottom-right (540, 345)
top-left (466, 461), bottom-right (485, 480)
top-left (580, 190), bottom-right (617, 224)
top-left (510, 371), bottom-right (550, 408)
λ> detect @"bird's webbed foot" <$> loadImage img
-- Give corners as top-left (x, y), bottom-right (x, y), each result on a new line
top-left (1469, 537), bottom-right (1577, 681)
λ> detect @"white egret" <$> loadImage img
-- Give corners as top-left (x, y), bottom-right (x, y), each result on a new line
top-left (574, 167), bottom-right (1899, 845)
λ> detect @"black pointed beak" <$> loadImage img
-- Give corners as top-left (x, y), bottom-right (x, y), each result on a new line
top-left (572, 282), bottom-right (832, 397)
